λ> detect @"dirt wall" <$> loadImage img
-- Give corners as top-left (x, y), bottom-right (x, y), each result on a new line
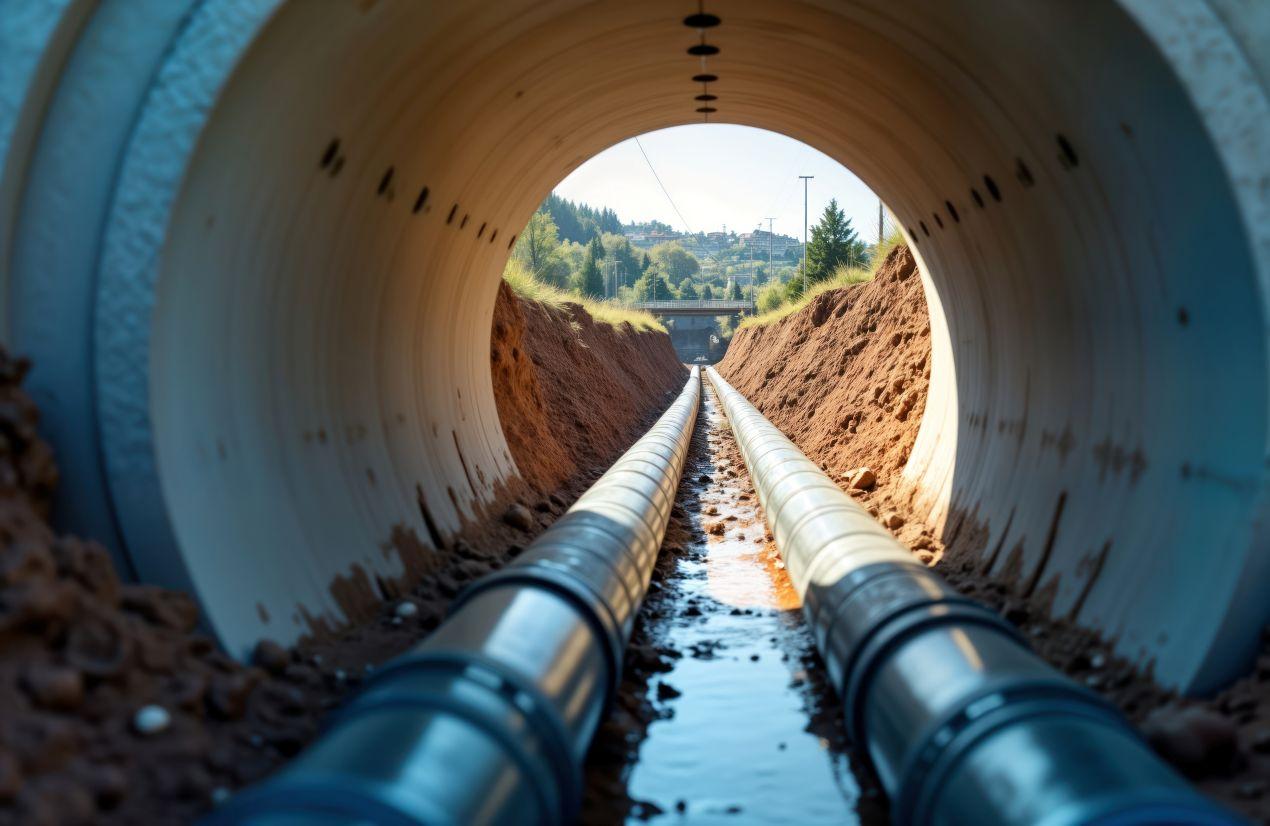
top-left (491, 280), bottom-right (686, 490)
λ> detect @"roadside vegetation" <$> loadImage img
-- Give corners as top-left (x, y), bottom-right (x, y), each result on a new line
top-left (503, 259), bottom-right (666, 334)
top-left (742, 225), bottom-right (908, 330)
top-left (502, 191), bottom-right (906, 340)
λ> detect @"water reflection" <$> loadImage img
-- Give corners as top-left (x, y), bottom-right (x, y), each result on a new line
top-left (623, 389), bottom-right (866, 824)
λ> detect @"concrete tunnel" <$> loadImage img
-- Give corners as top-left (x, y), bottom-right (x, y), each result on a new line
top-left (2, 0), bottom-right (1268, 696)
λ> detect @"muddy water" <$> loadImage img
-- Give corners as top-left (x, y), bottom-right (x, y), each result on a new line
top-left (614, 386), bottom-right (883, 824)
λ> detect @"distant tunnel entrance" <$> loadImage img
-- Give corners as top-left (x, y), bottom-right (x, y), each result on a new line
top-left (2, 0), bottom-right (1268, 692)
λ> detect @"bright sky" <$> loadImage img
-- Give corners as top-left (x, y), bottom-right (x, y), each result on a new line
top-left (553, 124), bottom-right (883, 244)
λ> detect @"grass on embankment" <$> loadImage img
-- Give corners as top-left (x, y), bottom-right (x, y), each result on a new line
top-left (739, 229), bottom-right (908, 331)
top-left (503, 260), bottom-right (666, 334)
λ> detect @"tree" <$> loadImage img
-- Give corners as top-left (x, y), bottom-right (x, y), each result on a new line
top-left (727, 280), bottom-right (743, 301)
top-left (588, 236), bottom-right (606, 262)
top-left (515, 209), bottom-right (560, 276)
top-left (806, 199), bottom-right (866, 284)
top-left (576, 248), bottom-right (604, 298)
top-left (701, 284), bottom-right (714, 300)
top-left (678, 279), bottom-right (699, 300)
top-left (633, 266), bottom-right (674, 301)
top-left (650, 242), bottom-right (700, 283)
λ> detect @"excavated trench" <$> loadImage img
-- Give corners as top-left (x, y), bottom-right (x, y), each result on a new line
top-left (2, 0), bottom-right (1270, 821)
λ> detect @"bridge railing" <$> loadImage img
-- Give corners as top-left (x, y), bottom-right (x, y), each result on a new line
top-left (631, 299), bottom-right (754, 311)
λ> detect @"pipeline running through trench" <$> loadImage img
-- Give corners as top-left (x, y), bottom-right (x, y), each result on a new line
top-left (582, 380), bottom-right (887, 823)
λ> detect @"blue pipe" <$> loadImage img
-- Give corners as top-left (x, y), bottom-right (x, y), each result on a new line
top-left (209, 367), bottom-right (700, 824)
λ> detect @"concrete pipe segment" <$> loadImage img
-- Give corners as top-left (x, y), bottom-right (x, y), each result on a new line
top-left (1, 0), bottom-right (1269, 696)
top-left (706, 367), bottom-right (1239, 825)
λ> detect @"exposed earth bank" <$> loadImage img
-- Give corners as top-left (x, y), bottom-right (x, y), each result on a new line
top-left (717, 245), bottom-right (1270, 821)
top-left (0, 285), bottom-right (683, 824)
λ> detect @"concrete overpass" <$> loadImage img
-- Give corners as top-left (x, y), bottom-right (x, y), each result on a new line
top-left (631, 299), bottom-right (754, 317)
top-left (632, 299), bottom-right (754, 363)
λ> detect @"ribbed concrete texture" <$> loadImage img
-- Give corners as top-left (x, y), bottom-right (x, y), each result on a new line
top-left (1, 0), bottom-right (1267, 692)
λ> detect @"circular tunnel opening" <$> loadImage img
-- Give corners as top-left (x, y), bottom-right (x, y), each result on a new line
top-left (6, 0), bottom-right (1269, 698)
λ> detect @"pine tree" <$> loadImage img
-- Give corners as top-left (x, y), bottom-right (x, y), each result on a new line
top-left (577, 249), bottom-right (604, 298)
top-left (806, 199), bottom-right (865, 284)
top-left (728, 280), bottom-right (743, 301)
top-left (678, 279), bottom-right (699, 300)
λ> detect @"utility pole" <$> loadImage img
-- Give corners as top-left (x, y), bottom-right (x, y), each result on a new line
top-left (877, 198), bottom-right (884, 249)
top-left (799, 175), bottom-right (814, 294)
top-left (765, 217), bottom-right (774, 283)
top-left (749, 231), bottom-right (755, 306)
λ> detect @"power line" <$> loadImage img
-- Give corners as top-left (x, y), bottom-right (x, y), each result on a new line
top-left (632, 136), bottom-right (724, 269)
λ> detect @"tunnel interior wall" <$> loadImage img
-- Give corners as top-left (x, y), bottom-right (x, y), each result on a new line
top-left (2, 0), bottom-right (1269, 690)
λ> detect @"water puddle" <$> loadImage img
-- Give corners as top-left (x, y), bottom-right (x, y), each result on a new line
top-left (621, 386), bottom-right (874, 824)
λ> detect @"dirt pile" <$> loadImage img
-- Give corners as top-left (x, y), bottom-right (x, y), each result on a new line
top-left (716, 244), bottom-right (1270, 819)
top-left (0, 288), bottom-right (684, 824)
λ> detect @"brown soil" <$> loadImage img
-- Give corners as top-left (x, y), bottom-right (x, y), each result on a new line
top-left (717, 244), bottom-right (1270, 820)
top-left (718, 246), bottom-right (930, 531)
top-left (0, 286), bottom-right (684, 824)
top-left (492, 280), bottom-right (686, 490)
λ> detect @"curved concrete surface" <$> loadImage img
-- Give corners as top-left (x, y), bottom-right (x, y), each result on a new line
top-left (1, 0), bottom-right (1268, 692)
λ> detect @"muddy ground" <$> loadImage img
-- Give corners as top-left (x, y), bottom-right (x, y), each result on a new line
top-left (718, 244), bottom-right (1270, 821)
top-left (0, 285), bottom-right (683, 825)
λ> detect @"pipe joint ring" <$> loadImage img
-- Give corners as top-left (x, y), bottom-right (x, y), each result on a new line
top-left (895, 679), bottom-right (1128, 825)
top-left (450, 567), bottom-right (625, 702)
top-left (843, 598), bottom-right (1022, 742)
top-left (327, 651), bottom-right (580, 823)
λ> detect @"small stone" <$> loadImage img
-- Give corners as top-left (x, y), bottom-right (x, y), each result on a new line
top-left (22, 665), bottom-right (84, 711)
top-left (394, 601), bottom-right (419, 619)
top-left (706, 522), bottom-right (725, 536)
top-left (1141, 704), bottom-right (1237, 777)
top-left (882, 512), bottom-right (905, 530)
top-left (334, 669), bottom-right (347, 682)
top-left (211, 786), bottom-right (232, 805)
top-left (1089, 652), bottom-right (1107, 669)
top-left (502, 504), bottom-right (535, 532)
top-left (916, 551), bottom-right (935, 565)
top-left (207, 672), bottom-right (259, 720)
top-left (847, 467), bottom-right (877, 491)
top-left (133, 704), bottom-right (172, 736)
top-left (251, 639), bottom-right (290, 675)
top-left (697, 474), bottom-right (711, 484)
